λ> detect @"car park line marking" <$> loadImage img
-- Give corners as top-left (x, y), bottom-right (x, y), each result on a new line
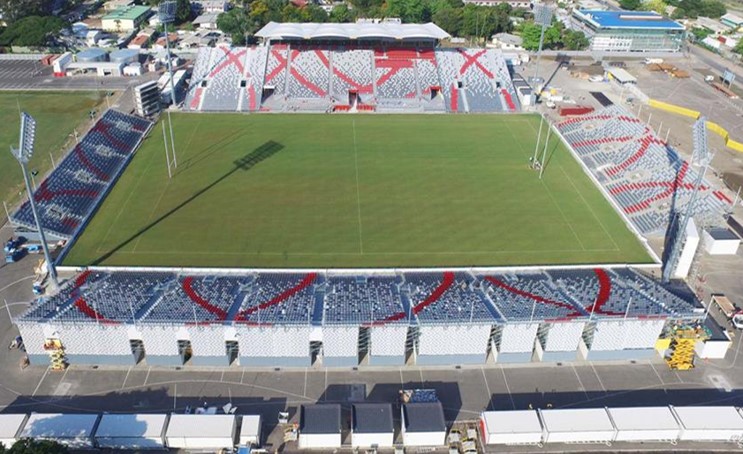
top-left (499, 367), bottom-right (516, 410)
top-left (32, 367), bottom-right (50, 397)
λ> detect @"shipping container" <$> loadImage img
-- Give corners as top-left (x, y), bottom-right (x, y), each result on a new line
top-left (608, 407), bottom-right (680, 442)
top-left (672, 406), bottom-right (743, 441)
top-left (165, 414), bottom-right (236, 449)
top-left (95, 414), bottom-right (168, 449)
top-left (539, 408), bottom-right (616, 444)
top-left (480, 410), bottom-right (543, 445)
top-left (239, 415), bottom-right (261, 446)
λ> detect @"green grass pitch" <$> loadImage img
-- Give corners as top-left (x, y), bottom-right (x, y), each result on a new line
top-left (63, 113), bottom-right (653, 268)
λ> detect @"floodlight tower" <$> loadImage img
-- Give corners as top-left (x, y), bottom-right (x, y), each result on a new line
top-left (10, 113), bottom-right (59, 291)
top-left (662, 117), bottom-right (711, 284)
top-left (531, 2), bottom-right (554, 95)
top-left (159, 0), bottom-right (178, 169)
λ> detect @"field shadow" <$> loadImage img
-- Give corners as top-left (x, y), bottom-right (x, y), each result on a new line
top-left (92, 140), bottom-right (284, 265)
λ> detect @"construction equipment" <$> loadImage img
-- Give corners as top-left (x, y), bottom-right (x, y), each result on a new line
top-left (43, 339), bottom-right (68, 371)
top-left (664, 324), bottom-right (710, 370)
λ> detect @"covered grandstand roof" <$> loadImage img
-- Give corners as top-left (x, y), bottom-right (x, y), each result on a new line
top-left (256, 21), bottom-right (450, 41)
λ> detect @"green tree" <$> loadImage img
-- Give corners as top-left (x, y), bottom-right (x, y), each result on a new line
top-left (1, 439), bottom-right (68, 454)
top-left (433, 6), bottom-right (463, 36)
top-left (329, 4), bottom-right (352, 22)
top-left (619, 0), bottom-right (642, 9)
top-left (0, 15), bottom-right (66, 47)
top-left (642, 0), bottom-right (668, 14)
top-left (561, 29), bottom-right (589, 50)
top-left (0, 0), bottom-right (47, 24)
top-left (735, 39), bottom-right (743, 55)
top-left (519, 21), bottom-right (560, 51)
top-left (176, 0), bottom-right (192, 23)
top-left (304, 4), bottom-right (328, 22)
top-left (217, 7), bottom-right (255, 44)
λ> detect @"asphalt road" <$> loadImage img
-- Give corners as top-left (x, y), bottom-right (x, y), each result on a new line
top-left (0, 60), bottom-right (159, 91)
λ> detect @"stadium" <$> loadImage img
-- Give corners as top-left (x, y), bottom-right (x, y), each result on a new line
top-left (10, 22), bottom-right (733, 369)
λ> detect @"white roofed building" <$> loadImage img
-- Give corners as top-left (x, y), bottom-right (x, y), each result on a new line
top-left (256, 21), bottom-right (449, 43)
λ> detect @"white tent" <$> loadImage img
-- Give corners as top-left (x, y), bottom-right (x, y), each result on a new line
top-left (480, 410), bottom-right (543, 445)
top-left (539, 408), bottom-right (616, 444)
top-left (95, 414), bottom-right (168, 449)
top-left (608, 407), bottom-right (680, 442)
top-left (21, 413), bottom-right (99, 449)
top-left (672, 406), bottom-right (743, 441)
top-left (0, 414), bottom-right (28, 447)
top-left (166, 414), bottom-right (236, 449)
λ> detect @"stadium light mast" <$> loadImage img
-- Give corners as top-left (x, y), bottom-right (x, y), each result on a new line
top-left (662, 117), bottom-right (711, 284)
top-left (10, 113), bottom-right (59, 292)
top-left (159, 0), bottom-right (178, 170)
top-left (531, 3), bottom-right (554, 96)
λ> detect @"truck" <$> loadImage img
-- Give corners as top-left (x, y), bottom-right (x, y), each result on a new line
top-left (711, 295), bottom-right (743, 328)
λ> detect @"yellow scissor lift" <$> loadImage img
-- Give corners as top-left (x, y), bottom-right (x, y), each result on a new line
top-left (664, 324), bottom-right (709, 371)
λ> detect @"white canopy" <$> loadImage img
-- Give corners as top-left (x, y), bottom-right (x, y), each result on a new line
top-left (256, 22), bottom-right (449, 41)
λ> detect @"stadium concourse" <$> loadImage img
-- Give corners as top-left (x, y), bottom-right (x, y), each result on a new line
top-left (17, 267), bottom-right (702, 368)
top-left (183, 22), bottom-right (519, 114)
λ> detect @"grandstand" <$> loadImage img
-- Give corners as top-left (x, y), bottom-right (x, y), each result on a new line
top-left (10, 110), bottom-right (152, 240)
top-left (183, 22), bottom-right (519, 114)
top-left (555, 105), bottom-right (732, 235)
top-left (16, 267), bottom-right (703, 366)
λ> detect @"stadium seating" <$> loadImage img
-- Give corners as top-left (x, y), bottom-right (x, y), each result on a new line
top-left (482, 272), bottom-right (585, 321)
top-left (404, 272), bottom-right (500, 322)
top-left (555, 106), bottom-right (731, 235)
top-left (323, 275), bottom-right (407, 324)
top-left (287, 48), bottom-right (330, 99)
top-left (145, 276), bottom-right (245, 322)
top-left (20, 269), bottom-right (700, 327)
top-left (235, 273), bottom-right (320, 324)
top-left (330, 49), bottom-right (374, 99)
top-left (184, 45), bottom-right (518, 113)
top-left (12, 110), bottom-right (152, 238)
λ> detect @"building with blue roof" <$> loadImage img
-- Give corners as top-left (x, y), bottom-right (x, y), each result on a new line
top-left (572, 10), bottom-right (686, 53)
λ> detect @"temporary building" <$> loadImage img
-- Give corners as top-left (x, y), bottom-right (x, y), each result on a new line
top-left (672, 406), bottom-right (743, 441)
top-left (239, 415), bottom-right (262, 445)
top-left (608, 407), bottom-right (680, 442)
top-left (702, 228), bottom-right (740, 255)
top-left (401, 402), bottom-right (447, 447)
top-left (95, 414), bottom-right (168, 449)
top-left (165, 414), bottom-right (236, 449)
top-left (20, 413), bottom-right (99, 448)
top-left (298, 404), bottom-right (342, 449)
top-left (480, 410), bottom-right (543, 445)
top-left (352, 403), bottom-right (394, 448)
top-left (539, 408), bottom-right (616, 444)
top-left (0, 414), bottom-right (28, 447)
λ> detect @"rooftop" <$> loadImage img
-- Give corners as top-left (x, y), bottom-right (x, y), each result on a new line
top-left (301, 404), bottom-right (341, 434)
top-left (256, 21), bottom-right (450, 41)
top-left (576, 10), bottom-right (684, 30)
top-left (103, 5), bottom-right (152, 21)
top-left (353, 403), bottom-right (394, 434)
top-left (403, 402), bottom-right (446, 433)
